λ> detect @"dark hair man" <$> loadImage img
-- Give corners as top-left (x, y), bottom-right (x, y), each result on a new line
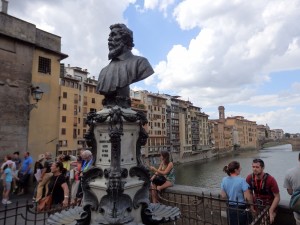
top-left (96, 23), bottom-right (154, 108)
top-left (18, 151), bottom-right (33, 195)
top-left (246, 158), bottom-right (280, 224)
top-left (284, 153), bottom-right (300, 225)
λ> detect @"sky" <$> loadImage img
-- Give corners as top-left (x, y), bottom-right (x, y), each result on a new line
top-left (5, 0), bottom-right (300, 133)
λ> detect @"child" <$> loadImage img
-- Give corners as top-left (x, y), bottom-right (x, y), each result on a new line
top-left (2, 161), bottom-right (18, 205)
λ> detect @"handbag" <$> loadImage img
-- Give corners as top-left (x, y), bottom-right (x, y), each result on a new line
top-left (152, 175), bottom-right (167, 186)
top-left (290, 189), bottom-right (300, 212)
top-left (37, 195), bottom-right (52, 212)
top-left (37, 175), bottom-right (59, 212)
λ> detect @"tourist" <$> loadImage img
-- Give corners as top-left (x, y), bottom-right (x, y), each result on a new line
top-left (32, 154), bottom-right (45, 201)
top-left (283, 153), bottom-right (300, 225)
top-left (2, 161), bottom-right (19, 205)
top-left (18, 151), bottom-right (33, 195)
top-left (149, 150), bottom-right (175, 203)
top-left (12, 151), bottom-right (22, 192)
top-left (1, 155), bottom-right (16, 174)
top-left (76, 150), bottom-right (93, 203)
top-left (62, 154), bottom-right (72, 181)
top-left (246, 158), bottom-right (280, 224)
top-left (70, 155), bottom-right (82, 205)
top-left (47, 161), bottom-right (69, 208)
top-left (221, 161), bottom-right (254, 225)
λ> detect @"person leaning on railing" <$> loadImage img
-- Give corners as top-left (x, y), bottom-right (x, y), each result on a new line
top-left (149, 150), bottom-right (175, 203)
top-left (221, 161), bottom-right (255, 225)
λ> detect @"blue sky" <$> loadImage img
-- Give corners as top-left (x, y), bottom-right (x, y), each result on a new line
top-left (6, 0), bottom-right (300, 133)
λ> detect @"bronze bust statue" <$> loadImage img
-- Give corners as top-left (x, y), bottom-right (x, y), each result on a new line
top-left (96, 24), bottom-right (154, 108)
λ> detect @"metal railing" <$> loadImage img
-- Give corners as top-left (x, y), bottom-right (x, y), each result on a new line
top-left (159, 191), bottom-right (271, 225)
top-left (0, 193), bottom-right (271, 225)
top-left (0, 201), bottom-right (74, 225)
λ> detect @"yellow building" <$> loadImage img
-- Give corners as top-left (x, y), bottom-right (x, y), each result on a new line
top-left (130, 90), bottom-right (168, 156)
top-left (28, 44), bottom-right (67, 161)
top-left (225, 116), bottom-right (257, 150)
top-left (58, 65), bottom-right (104, 156)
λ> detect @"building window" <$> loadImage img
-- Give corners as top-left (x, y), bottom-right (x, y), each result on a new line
top-left (92, 98), bottom-right (95, 103)
top-left (73, 129), bottom-right (77, 138)
top-left (62, 104), bottom-right (67, 110)
top-left (63, 92), bottom-right (67, 98)
top-left (38, 56), bottom-right (51, 74)
top-left (61, 128), bottom-right (66, 135)
top-left (59, 140), bottom-right (68, 147)
top-left (83, 96), bottom-right (87, 106)
top-left (74, 94), bottom-right (78, 104)
top-left (62, 116), bottom-right (66, 122)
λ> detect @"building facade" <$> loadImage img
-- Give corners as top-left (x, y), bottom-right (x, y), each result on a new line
top-left (58, 65), bottom-right (104, 156)
top-left (0, 10), bottom-right (67, 160)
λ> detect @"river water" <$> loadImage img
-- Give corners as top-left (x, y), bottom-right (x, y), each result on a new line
top-left (175, 144), bottom-right (298, 201)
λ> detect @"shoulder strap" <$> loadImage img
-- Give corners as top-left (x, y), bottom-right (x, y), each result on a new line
top-left (50, 175), bottom-right (60, 195)
top-left (261, 173), bottom-right (269, 190)
top-left (251, 173), bottom-right (255, 189)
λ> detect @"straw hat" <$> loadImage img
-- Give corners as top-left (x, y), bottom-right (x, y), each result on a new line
top-left (38, 154), bottom-right (45, 161)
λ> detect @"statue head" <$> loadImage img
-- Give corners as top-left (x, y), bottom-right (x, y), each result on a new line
top-left (108, 23), bottom-right (135, 60)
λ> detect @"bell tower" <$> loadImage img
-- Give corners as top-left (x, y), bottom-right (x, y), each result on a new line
top-left (218, 106), bottom-right (225, 122)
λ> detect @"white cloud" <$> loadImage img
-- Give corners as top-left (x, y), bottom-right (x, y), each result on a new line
top-left (153, 0), bottom-right (300, 104)
top-left (8, 0), bottom-right (134, 76)
top-left (144, 0), bottom-right (175, 16)
top-left (243, 108), bottom-right (300, 133)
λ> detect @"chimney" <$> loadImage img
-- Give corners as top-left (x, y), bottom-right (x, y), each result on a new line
top-left (1, 0), bottom-right (8, 14)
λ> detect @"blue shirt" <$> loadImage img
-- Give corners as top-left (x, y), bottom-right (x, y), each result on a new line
top-left (221, 176), bottom-right (249, 205)
top-left (20, 156), bottom-right (33, 174)
top-left (4, 167), bottom-right (13, 182)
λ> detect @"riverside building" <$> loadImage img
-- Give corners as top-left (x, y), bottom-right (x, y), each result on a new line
top-left (58, 65), bottom-right (104, 156)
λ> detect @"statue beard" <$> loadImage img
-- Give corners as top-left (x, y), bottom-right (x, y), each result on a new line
top-left (108, 42), bottom-right (125, 60)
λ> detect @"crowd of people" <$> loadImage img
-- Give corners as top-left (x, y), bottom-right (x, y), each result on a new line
top-left (0, 149), bottom-right (93, 208)
top-left (1, 149), bottom-right (300, 225)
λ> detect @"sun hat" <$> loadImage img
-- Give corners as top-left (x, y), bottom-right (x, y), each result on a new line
top-left (38, 154), bottom-right (45, 161)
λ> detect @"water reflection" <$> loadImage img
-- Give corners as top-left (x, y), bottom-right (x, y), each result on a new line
top-left (175, 144), bottom-right (298, 201)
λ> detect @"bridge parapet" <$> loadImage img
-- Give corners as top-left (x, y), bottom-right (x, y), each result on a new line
top-left (259, 138), bottom-right (300, 151)
top-left (162, 184), bottom-right (296, 225)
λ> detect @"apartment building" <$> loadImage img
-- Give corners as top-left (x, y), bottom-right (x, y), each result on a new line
top-left (272, 129), bottom-right (284, 140)
top-left (130, 90), bottom-right (168, 157)
top-left (225, 116), bottom-right (258, 150)
top-left (58, 65), bottom-right (104, 156)
top-left (257, 124), bottom-right (267, 140)
top-left (130, 90), bottom-right (211, 160)
top-left (0, 9), bottom-right (67, 160)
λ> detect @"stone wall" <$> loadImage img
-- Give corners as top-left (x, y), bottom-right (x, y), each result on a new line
top-left (0, 27), bottom-right (33, 156)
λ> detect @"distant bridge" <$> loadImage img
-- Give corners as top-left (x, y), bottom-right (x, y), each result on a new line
top-left (259, 138), bottom-right (300, 151)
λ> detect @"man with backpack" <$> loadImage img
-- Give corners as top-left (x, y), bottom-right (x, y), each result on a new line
top-left (284, 153), bottom-right (300, 225)
top-left (246, 158), bottom-right (280, 224)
